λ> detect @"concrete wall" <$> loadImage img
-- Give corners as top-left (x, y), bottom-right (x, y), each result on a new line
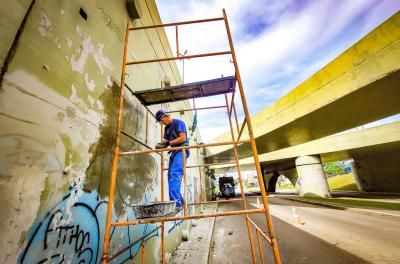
top-left (0, 0), bottom-right (205, 263)
top-left (352, 144), bottom-right (400, 193)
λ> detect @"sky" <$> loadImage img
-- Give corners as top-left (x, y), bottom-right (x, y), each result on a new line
top-left (155, 0), bottom-right (400, 142)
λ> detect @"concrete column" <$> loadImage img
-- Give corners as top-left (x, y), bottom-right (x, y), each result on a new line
top-left (280, 168), bottom-right (298, 187)
top-left (295, 155), bottom-right (331, 197)
top-left (349, 160), bottom-right (364, 192)
top-left (260, 167), bottom-right (278, 193)
top-left (351, 154), bottom-right (400, 192)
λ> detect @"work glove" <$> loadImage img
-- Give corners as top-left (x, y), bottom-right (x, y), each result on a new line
top-left (155, 139), bottom-right (170, 149)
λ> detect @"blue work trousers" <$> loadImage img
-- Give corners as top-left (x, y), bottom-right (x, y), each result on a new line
top-left (168, 150), bottom-right (189, 208)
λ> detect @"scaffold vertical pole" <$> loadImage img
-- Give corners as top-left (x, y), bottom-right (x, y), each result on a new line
top-left (160, 123), bottom-right (166, 264)
top-left (101, 20), bottom-right (130, 263)
top-left (224, 94), bottom-right (257, 264)
top-left (223, 9), bottom-right (282, 264)
top-left (183, 149), bottom-right (188, 216)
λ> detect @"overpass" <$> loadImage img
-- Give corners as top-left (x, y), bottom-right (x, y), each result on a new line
top-left (213, 121), bottom-right (400, 195)
top-left (207, 12), bottom-right (400, 196)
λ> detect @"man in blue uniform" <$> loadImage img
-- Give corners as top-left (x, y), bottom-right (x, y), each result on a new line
top-left (155, 109), bottom-right (189, 210)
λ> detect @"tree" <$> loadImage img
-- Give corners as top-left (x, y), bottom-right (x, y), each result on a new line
top-left (323, 161), bottom-right (346, 176)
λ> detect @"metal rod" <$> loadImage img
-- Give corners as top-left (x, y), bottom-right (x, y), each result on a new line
top-left (167, 105), bottom-right (226, 113)
top-left (107, 226), bottom-right (161, 262)
top-left (120, 140), bottom-right (250, 156)
top-left (160, 127), bottom-right (165, 201)
top-left (223, 9), bottom-right (281, 264)
top-left (126, 51), bottom-right (231, 65)
top-left (111, 208), bottom-right (266, 226)
top-left (160, 124), bottom-right (165, 264)
top-left (129, 17), bottom-right (224, 31)
top-left (101, 20), bottom-right (130, 264)
top-left (124, 83), bottom-right (156, 119)
top-left (188, 198), bottom-right (242, 206)
top-left (183, 149), bottom-right (188, 216)
top-left (121, 130), bottom-right (160, 155)
top-left (256, 230), bottom-right (265, 264)
top-left (225, 94), bottom-right (257, 264)
top-left (246, 216), bottom-right (272, 244)
top-left (237, 118), bottom-right (247, 141)
top-left (144, 104), bottom-right (156, 119)
top-left (228, 88), bottom-right (236, 118)
top-left (145, 110), bottom-right (149, 145)
top-left (175, 25), bottom-right (179, 57)
top-left (232, 101), bottom-right (240, 135)
top-left (141, 240), bottom-right (145, 264)
top-left (164, 161), bottom-right (236, 170)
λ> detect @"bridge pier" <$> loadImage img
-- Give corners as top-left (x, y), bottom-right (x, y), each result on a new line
top-left (295, 155), bottom-right (331, 197)
top-left (261, 168), bottom-right (279, 193)
top-left (351, 151), bottom-right (400, 192)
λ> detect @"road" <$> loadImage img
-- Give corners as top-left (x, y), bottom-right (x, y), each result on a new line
top-left (209, 195), bottom-right (400, 264)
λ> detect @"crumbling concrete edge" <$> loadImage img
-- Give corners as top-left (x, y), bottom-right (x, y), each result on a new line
top-left (277, 196), bottom-right (400, 218)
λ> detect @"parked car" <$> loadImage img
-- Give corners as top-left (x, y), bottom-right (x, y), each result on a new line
top-left (219, 176), bottom-right (235, 199)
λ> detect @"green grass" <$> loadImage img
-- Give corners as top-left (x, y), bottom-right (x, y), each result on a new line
top-left (327, 173), bottom-right (358, 191)
top-left (276, 184), bottom-right (295, 190)
top-left (300, 196), bottom-right (400, 211)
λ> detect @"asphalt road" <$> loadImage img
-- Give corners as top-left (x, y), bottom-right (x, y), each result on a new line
top-left (209, 195), bottom-right (400, 264)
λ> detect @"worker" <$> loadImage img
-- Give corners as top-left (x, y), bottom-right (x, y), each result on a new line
top-left (155, 109), bottom-right (189, 211)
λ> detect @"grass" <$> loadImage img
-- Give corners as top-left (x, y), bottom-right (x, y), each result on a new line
top-left (276, 173), bottom-right (358, 191)
top-left (300, 196), bottom-right (400, 211)
top-left (276, 174), bottom-right (400, 211)
top-left (327, 173), bottom-right (358, 191)
top-left (276, 184), bottom-right (295, 190)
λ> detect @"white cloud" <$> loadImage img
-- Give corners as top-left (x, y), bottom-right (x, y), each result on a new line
top-left (155, 0), bottom-right (400, 142)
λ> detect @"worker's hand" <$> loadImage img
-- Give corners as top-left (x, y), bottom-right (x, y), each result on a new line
top-left (155, 139), bottom-right (170, 149)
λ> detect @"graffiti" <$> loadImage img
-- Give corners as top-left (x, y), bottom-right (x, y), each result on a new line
top-left (19, 193), bottom-right (100, 264)
top-left (18, 189), bottom-right (173, 264)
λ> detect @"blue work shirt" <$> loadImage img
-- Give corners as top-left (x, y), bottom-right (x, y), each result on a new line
top-left (164, 118), bottom-right (190, 157)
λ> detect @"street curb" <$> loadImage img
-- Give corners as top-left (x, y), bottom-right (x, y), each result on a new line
top-left (207, 203), bottom-right (218, 264)
top-left (277, 196), bottom-right (400, 218)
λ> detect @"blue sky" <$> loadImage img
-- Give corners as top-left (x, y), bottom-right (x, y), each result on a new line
top-left (155, 0), bottom-right (400, 142)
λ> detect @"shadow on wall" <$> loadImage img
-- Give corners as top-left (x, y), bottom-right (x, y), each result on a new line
top-left (84, 82), bottom-right (158, 216)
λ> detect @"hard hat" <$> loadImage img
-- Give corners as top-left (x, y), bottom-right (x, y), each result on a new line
top-left (155, 109), bottom-right (168, 122)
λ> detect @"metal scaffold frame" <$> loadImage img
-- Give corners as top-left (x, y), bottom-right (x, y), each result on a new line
top-left (101, 9), bottom-right (281, 264)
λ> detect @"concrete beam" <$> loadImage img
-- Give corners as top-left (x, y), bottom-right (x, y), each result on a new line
top-left (213, 121), bottom-right (400, 173)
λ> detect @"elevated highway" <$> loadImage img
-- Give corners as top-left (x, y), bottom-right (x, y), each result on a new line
top-left (214, 121), bottom-right (400, 194)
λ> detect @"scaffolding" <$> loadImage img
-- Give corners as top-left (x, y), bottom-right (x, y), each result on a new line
top-left (101, 9), bottom-right (281, 264)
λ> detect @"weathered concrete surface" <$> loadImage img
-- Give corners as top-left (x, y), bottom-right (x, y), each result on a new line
top-left (352, 145), bottom-right (400, 193)
top-left (0, 0), bottom-right (206, 263)
top-left (0, 0), bottom-right (31, 69)
top-left (208, 11), bottom-right (400, 162)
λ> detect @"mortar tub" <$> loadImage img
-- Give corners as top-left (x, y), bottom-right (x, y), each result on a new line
top-left (133, 201), bottom-right (177, 219)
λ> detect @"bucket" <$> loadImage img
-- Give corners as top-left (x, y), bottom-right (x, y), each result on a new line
top-left (133, 201), bottom-right (177, 219)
